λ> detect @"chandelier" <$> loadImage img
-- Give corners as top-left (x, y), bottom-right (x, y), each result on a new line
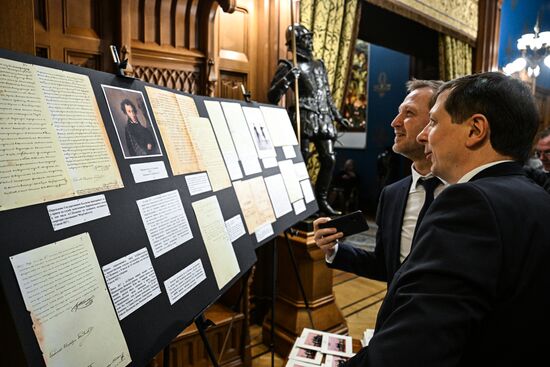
top-left (503, 16), bottom-right (550, 85)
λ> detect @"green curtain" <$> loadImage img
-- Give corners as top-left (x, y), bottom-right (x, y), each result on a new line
top-left (438, 34), bottom-right (472, 80)
top-left (299, 0), bottom-right (358, 183)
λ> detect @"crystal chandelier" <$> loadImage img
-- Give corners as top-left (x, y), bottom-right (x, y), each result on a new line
top-left (503, 16), bottom-right (550, 85)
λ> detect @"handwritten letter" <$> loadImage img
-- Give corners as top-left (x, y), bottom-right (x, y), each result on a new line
top-left (10, 233), bottom-right (131, 367)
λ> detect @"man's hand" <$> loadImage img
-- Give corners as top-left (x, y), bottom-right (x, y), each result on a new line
top-left (286, 67), bottom-right (301, 82)
top-left (313, 217), bottom-right (344, 257)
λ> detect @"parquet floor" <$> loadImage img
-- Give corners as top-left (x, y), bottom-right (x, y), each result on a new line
top-left (250, 269), bottom-right (386, 367)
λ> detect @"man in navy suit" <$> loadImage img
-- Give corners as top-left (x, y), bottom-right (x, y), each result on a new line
top-left (347, 72), bottom-right (550, 365)
top-left (313, 79), bottom-right (443, 284)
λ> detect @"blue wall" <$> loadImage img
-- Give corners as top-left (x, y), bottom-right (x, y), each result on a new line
top-left (335, 44), bottom-right (410, 216)
top-left (499, 0), bottom-right (550, 89)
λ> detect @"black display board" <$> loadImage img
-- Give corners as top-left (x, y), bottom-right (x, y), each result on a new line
top-left (0, 49), bottom-right (318, 367)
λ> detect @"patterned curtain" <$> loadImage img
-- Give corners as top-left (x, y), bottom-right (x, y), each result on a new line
top-left (299, 0), bottom-right (358, 183)
top-left (438, 34), bottom-right (473, 80)
top-left (300, 0), bottom-right (358, 107)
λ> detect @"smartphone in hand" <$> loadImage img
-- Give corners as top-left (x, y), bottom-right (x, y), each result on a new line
top-left (318, 210), bottom-right (369, 237)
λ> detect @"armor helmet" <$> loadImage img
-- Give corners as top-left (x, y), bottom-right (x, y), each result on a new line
top-left (285, 24), bottom-right (313, 57)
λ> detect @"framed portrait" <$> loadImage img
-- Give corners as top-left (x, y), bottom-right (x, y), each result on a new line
top-left (337, 39), bottom-right (370, 149)
top-left (102, 85), bottom-right (162, 159)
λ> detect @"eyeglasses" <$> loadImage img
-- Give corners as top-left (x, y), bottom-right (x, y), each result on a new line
top-left (534, 150), bottom-right (550, 158)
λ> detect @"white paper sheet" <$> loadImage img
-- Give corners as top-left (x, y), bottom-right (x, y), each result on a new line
top-left (136, 190), bottom-right (193, 258)
top-left (102, 248), bottom-right (161, 320)
top-left (294, 162), bottom-right (310, 181)
top-left (255, 223), bottom-right (274, 242)
top-left (279, 160), bottom-right (304, 202)
top-left (192, 196), bottom-right (240, 289)
top-left (221, 102), bottom-right (261, 175)
top-left (300, 180), bottom-right (316, 204)
top-left (204, 100), bottom-right (243, 180)
top-left (130, 161), bottom-right (168, 183)
top-left (264, 174), bottom-right (293, 218)
top-left (260, 106), bottom-right (298, 147)
top-left (47, 195), bottom-right (110, 231)
top-left (225, 214), bottom-right (246, 242)
top-left (10, 233), bottom-right (131, 367)
top-left (293, 199), bottom-right (306, 215)
top-left (283, 145), bottom-right (297, 159)
top-left (185, 172), bottom-right (212, 196)
top-left (164, 259), bottom-right (207, 305)
top-left (185, 116), bottom-right (231, 191)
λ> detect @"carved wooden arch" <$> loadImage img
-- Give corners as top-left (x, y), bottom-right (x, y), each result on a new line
top-left (196, 0), bottom-right (235, 95)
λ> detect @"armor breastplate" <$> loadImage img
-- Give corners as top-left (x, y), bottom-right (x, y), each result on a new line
top-left (297, 60), bottom-right (330, 114)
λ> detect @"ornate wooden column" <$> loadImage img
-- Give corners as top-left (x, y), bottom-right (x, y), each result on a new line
top-left (262, 228), bottom-right (348, 356)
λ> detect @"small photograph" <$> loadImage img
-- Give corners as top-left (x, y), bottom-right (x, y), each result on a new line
top-left (102, 85), bottom-right (162, 159)
top-left (321, 334), bottom-right (353, 357)
top-left (288, 344), bottom-right (323, 365)
top-left (324, 354), bottom-right (349, 367)
top-left (296, 328), bottom-right (325, 351)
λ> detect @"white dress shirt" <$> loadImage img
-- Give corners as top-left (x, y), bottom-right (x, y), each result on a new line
top-left (326, 165), bottom-right (447, 264)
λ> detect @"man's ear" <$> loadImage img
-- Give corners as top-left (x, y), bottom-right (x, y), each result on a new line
top-left (465, 114), bottom-right (489, 147)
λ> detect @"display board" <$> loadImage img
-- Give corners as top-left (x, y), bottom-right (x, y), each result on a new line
top-left (0, 48), bottom-right (318, 367)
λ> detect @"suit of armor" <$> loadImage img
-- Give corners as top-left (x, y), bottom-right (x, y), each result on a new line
top-left (268, 24), bottom-right (349, 216)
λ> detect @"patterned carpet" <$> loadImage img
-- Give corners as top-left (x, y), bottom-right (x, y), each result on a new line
top-left (341, 220), bottom-right (377, 252)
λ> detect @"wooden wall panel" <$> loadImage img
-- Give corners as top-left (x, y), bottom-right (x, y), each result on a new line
top-left (33, 0), bottom-right (114, 71)
top-left (0, 0), bottom-right (35, 55)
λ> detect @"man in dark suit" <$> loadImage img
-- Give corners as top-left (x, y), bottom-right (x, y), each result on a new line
top-left (524, 127), bottom-right (550, 193)
top-left (347, 72), bottom-right (550, 366)
top-left (313, 79), bottom-right (443, 284)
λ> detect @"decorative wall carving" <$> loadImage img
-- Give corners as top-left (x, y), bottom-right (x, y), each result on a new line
top-left (134, 65), bottom-right (201, 93)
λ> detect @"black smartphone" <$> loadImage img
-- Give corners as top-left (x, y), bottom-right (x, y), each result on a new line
top-left (318, 210), bottom-right (369, 237)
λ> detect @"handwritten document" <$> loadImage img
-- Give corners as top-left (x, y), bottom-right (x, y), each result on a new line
top-left (185, 116), bottom-right (231, 191)
top-left (0, 57), bottom-right (123, 212)
top-left (233, 176), bottom-right (276, 234)
top-left (164, 258), bottom-right (207, 305)
top-left (204, 100), bottom-right (243, 180)
top-left (145, 86), bottom-right (203, 175)
top-left (47, 194), bottom-right (110, 231)
top-left (136, 190), bottom-right (193, 258)
top-left (102, 248), bottom-right (161, 320)
top-left (221, 102), bottom-right (261, 175)
top-left (192, 196), bottom-right (240, 289)
top-left (10, 233), bottom-right (130, 367)
top-left (260, 106), bottom-right (298, 147)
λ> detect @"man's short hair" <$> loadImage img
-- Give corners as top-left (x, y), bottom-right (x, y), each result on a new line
top-left (120, 98), bottom-right (137, 115)
top-left (437, 72), bottom-right (539, 163)
top-left (406, 79), bottom-right (443, 108)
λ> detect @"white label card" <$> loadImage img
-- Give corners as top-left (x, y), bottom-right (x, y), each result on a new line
top-left (164, 259), bottom-right (207, 305)
top-left (293, 199), bottom-right (306, 215)
top-left (225, 214), bottom-right (246, 242)
top-left (185, 172), bottom-right (212, 195)
top-left (255, 222), bottom-right (274, 242)
top-left (130, 161), bottom-right (168, 183)
top-left (283, 145), bottom-right (297, 159)
top-left (102, 248), bottom-right (162, 320)
top-left (47, 195), bottom-right (110, 231)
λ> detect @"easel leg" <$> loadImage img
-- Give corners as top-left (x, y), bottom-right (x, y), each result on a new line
top-left (284, 230), bottom-right (315, 329)
top-left (271, 239), bottom-right (277, 367)
top-left (195, 314), bottom-right (220, 367)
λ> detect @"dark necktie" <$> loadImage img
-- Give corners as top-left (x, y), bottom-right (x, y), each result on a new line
top-left (414, 177), bottom-right (441, 234)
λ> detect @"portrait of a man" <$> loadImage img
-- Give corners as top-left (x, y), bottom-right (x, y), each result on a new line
top-left (102, 85), bottom-right (162, 159)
